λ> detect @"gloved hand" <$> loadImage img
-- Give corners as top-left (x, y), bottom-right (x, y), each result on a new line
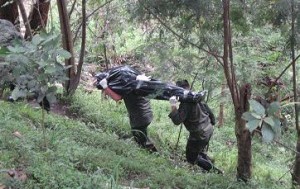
top-left (169, 96), bottom-right (179, 106)
top-left (99, 78), bottom-right (108, 89)
top-left (136, 74), bottom-right (151, 81)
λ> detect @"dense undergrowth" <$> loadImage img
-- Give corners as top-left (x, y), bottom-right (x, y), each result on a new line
top-left (0, 89), bottom-right (297, 188)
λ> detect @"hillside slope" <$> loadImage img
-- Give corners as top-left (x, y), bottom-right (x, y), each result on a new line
top-left (0, 90), bottom-right (295, 189)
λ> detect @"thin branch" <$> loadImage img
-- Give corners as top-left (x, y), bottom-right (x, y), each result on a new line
top-left (138, 0), bottom-right (223, 65)
top-left (255, 129), bottom-right (300, 155)
top-left (203, 38), bottom-right (224, 67)
top-left (76, 0), bottom-right (86, 82)
top-left (73, 0), bottom-right (115, 43)
top-left (68, 0), bottom-right (78, 18)
top-left (274, 139), bottom-right (300, 155)
top-left (267, 54), bottom-right (300, 95)
top-left (16, 0), bottom-right (32, 40)
top-left (277, 165), bottom-right (294, 182)
top-left (190, 72), bottom-right (199, 90)
top-left (274, 54), bottom-right (300, 85)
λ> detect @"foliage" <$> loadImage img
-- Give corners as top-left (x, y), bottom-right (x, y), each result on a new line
top-left (0, 0), bottom-right (299, 187)
top-left (0, 88), bottom-right (295, 188)
top-left (242, 100), bottom-right (282, 142)
top-left (0, 31), bottom-right (70, 104)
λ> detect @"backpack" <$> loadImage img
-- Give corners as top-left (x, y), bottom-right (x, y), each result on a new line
top-left (199, 102), bottom-right (216, 125)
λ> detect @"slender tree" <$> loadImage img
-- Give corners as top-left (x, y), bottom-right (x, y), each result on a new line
top-left (222, 0), bottom-right (252, 180)
top-left (57, 0), bottom-right (76, 94)
top-left (290, 0), bottom-right (300, 184)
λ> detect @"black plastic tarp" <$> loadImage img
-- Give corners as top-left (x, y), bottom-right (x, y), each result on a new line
top-left (97, 66), bottom-right (203, 103)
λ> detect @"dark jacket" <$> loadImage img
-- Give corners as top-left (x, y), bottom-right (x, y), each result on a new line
top-left (168, 102), bottom-right (213, 141)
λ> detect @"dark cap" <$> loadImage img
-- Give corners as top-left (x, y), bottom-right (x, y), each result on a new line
top-left (176, 79), bottom-right (190, 89)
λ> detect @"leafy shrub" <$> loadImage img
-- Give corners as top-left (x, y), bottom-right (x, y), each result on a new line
top-left (0, 31), bottom-right (71, 104)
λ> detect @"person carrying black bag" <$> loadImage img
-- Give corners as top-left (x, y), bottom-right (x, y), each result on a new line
top-left (168, 79), bottom-right (223, 174)
top-left (94, 71), bottom-right (157, 153)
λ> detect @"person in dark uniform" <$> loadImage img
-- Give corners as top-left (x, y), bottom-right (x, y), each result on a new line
top-left (95, 73), bottom-right (157, 152)
top-left (168, 80), bottom-right (222, 173)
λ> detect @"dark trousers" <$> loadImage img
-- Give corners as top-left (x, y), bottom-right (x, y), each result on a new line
top-left (186, 137), bottom-right (213, 171)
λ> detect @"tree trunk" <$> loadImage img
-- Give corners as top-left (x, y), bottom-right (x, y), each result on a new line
top-left (56, 0), bottom-right (76, 95)
top-left (0, 0), bottom-right (20, 29)
top-left (16, 0), bottom-right (32, 40)
top-left (222, 0), bottom-right (252, 181)
top-left (293, 138), bottom-right (300, 184)
top-left (25, 0), bottom-right (50, 38)
top-left (71, 0), bottom-right (87, 93)
top-left (291, 0), bottom-right (300, 184)
top-left (218, 83), bottom-right (226, 127)
top-left (235, 84), bottom-right (252, 181)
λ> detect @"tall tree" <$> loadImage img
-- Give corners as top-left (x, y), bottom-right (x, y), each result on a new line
top-left (129, 0), bottom-right (253, 181)
top-left (290, 0), bottom-right (300, 184)
top-left (56, 0), bottom-right (76, 95)
top-left (222, 0), bottom-right (252, 180)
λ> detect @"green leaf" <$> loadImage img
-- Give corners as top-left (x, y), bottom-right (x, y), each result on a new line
top-left (45, 66), bottom-right (57, 74)
top-left (46, 93), bottom-right (56, 104)
top-left (0, 46), bottom-right (9, 56)
top-left (264, 117), bottom-right (275, 127)
top-left (48, 86), bottom-right (57, 93)
top-left (41, 33), bottom-right (59, 46)
top-left (249, 99), bottom-right (266, 116)
top-left (273, 118), bottom-right (281, 129)
top-left (57, 50), bottom-right (72, 59)
top-left (32, 35), bottom-right (42, 45)
top-left (250, 112), bottom-right (262, 119)
top-left (36, 93), bottom-right (46, 103)
top-left (261, 123), bottom-right (275, 143)
top-left (11, 88), bottom-right (27, 100)
top-left (7, 45), bottom-right (27, 53)
top-left (37, 61), bottom-right (48, 68)
top-left (246, 119), bottom-right (261, 132)
top-left (267, 101), bottom-right (281, 116)
top-left (242, 112), bottom-right (256, 121)
top-left (27, 80), bottom-right (36, 89)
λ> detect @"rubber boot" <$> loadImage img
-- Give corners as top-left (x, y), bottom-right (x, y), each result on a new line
top-left (132, 128), bottom-right (157, 153)
top-left (198, 153), bottom-right (223, 174)
top-left (197, 154), bottom-right (213, 172)
top-left (199, 152), bottom-right (215, 164)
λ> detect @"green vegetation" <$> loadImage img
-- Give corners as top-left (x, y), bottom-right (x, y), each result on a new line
top-left (0, 89), bottom-right (296, 188)
top-left (0, 0), bottom-right (299, 187)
